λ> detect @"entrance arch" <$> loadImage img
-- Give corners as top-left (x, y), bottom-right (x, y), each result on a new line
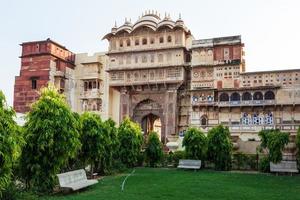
top-left (132, 99), bottom-right (166, 143)
top-left (141, 113), bottom-right (162, 141)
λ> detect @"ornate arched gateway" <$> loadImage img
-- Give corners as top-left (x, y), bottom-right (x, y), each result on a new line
top-left (132, 99), bottom-right (165, 142)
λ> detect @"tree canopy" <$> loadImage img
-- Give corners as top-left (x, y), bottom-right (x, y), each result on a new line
top-left (118, 117), bottom-right (143, 167)
top-left (19, 86), bottom-right (81, 193)
top-left (259, 129), bottom-right (289, 163)
top-left (207, 125), bottom-right (232, 171)
top-left (182, 127), bottom-right (207, 161)
top-left (145, 131), bottom-right (163, 167)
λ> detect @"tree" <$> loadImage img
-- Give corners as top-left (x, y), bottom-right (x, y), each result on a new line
top-left (182, 127), bottom-right (207, 161)
top-left (0, 91), bottom-right (21, 198)
top-left (207, 125), bottom-right (233, 171)
top-left (258, 129), bottom-right (289, 163)
top-left (101, 118), bottom-right (119, 173)
top-left (118, 117), bottom-right (143, 167)
top-left (80, 112), bottom-right (108, 175)
top-left (145, 131), bottom-right (163, 167)
top-left (19, 86), bottom-right (81, 193)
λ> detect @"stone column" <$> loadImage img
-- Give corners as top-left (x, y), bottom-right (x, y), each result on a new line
top-left (119, 87), bottom-right (130, 122)
top-left (165, 90), bottom-right (178, 142)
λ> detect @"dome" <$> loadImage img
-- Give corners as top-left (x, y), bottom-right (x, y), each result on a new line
top-left (102, 11), bottom-right (191, 40)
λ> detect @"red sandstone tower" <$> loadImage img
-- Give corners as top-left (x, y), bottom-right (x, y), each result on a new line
top-left (14, 38), bottom-right (75, 113)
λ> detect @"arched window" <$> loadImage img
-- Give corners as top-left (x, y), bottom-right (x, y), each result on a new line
top-left (264, 91), bottom-right (275, 100)
top-left (159, 37), bottom-right (164, 43)
top-left (201, 115), bottom-right (208, 126)
top-left (167, 35), bottom-right (172, 43)
top-left (253, 91), bottom-right (263, 100)
top-left (242, 92), bottom-right (252, 101)
top-left (219, 93), bottom-right (229, 101)
top-left (230, 92), bottom-right (240, 101)
top-left (126, 39), bottom-right (131, 46)
top-left (119, 40), bottom-right (123, 47)
top-left (142, 38), bottom-right (147, 45)
top-left (135, 39), bottom-right (139, 46)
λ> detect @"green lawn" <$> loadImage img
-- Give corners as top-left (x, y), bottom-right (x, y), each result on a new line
top-left (42, 168), bottom-right (300, 200)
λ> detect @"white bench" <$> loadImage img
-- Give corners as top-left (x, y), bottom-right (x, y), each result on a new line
top-left (57, 169), bottom-right (98, 191)
top-left (178, 159), bottom-right (201, 170)
top-left (270, 161), bottom-right (299, 175)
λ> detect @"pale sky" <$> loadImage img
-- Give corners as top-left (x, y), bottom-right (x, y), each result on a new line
top-left (1, 0), bottom-right (300, 106)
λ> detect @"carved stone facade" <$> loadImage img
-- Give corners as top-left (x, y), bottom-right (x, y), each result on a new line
top-left (103, 12), bottom-right (192, 142)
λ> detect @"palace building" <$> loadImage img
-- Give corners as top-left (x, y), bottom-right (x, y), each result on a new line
top-left (14, 11), bottom-right (300, 154)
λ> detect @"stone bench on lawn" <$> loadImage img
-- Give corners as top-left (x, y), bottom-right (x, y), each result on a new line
top-left (57, 169), bottom-right (98, 191)
top-left (178, 159), bottom-right (201, 170)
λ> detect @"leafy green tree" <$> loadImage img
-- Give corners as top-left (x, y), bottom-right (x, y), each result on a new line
top-left (0, 91), bottom-right (21, 198)
top-left (101, 118), bottom-right (119, 173)
top-left (145, 131), bottom-right (163, 167)
top-left (80, 112), bottom-right (110, 176)
top-left (207, 125), bottom-right (233, 171)
top-left (183, 127), bottom-right (207, 161)
top-left (258, 129), bottom-right (289, 163)
top-left (118, 117), bottom-right (143, 167)
top-left (19, 86), bottom-right (81, 193)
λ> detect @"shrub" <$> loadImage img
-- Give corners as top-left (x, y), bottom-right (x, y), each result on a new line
top-left (258, 129), bottom-right (289, 163)
top-left (207, 125), bottom-right (233, 171)
top-left (232, 153), bottom-right (257, 170)
top-left (118, 117), bottom-right (143, 167)
top-left (172, 150), bottom-right (185, 167)
top-left (182, 127), bottom-right (207, 161)
top-left (0, 91), bottom-right (22, 198)
top-left (1, 183), bottom-right (37, 200)
top-left (258, 156), bottom-right (270, 173)
top-left (145, 131), bottom-right (163, 167)
top-left (19, 86), bottom-right (81, 193)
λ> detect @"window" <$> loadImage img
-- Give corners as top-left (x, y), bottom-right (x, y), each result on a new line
top-left (159, 37), bottom-right (164, 43)
top-left (142, 38), bottom-right (147, 45)
top-left (135, 39), bottom-right (139, 46)
top-left (150, 38), bottom-right (155, 44)
top-left (167, 35), bottom-right (172, 43)
top-left (126, 39), bottom-right (131, 46)
top-left (219, 93), bottom-right (229, 102)
top-left (264, 91), bottom-right (275, 100)
top-left (201, 115), bottom-right (208, 126)
top-left (230, 92), bottom-right (240, 101)
top-left (253, 92), bottom-right (263, 100)
top-left (120, 40), bottom-right (123, 47)
top-left (31, 79), bottom-right (37, 90)
top-left (84, 82), bottom-right (88, 91)
top-left (242, 92), bottom-right (252, 101)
